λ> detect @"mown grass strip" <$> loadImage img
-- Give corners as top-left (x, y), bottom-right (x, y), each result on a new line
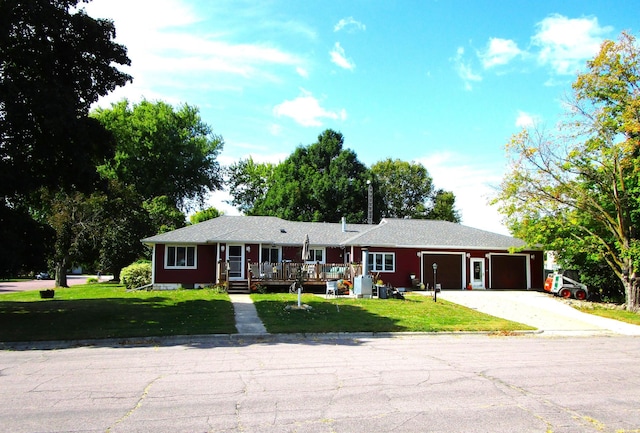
top-left (575, 305), bottom-right (640, 325)
top-left (252, 293), bottom-right (535, 333)
top-left (0, 283), bottom-right (236, 342)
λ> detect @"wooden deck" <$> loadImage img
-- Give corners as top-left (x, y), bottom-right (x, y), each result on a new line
top-left (218, 262), bottom-right (362, 293)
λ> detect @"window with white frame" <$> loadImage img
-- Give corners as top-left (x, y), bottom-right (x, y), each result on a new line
top-left (368, 252), bottom-right (395, 272)
top-left (261, 246), bottom-right (279, 263)
top-left (306, 248), bottom-right (324, 263)
top-left (166, 246), bottom-right (196, 268)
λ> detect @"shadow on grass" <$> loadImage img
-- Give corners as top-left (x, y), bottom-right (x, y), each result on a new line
top-left (254, 297), bottom-right (403, 334)
top-left (0, 294), bottom-right (371, 351)
top-left (0, 295), bottom-right (236, 344)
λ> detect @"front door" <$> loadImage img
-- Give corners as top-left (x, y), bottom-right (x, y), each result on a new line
top-left (471, 258), bottom-right (485, 289)
top-left (228, 245), bottom-right (244, 280)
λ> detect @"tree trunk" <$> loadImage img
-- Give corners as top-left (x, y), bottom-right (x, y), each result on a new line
top-left (627, 277), bottom-right (640, 312)
top-left (55, 258), bottom-right (68, 288)
top-left (112, 268), bottom-right (121, 282)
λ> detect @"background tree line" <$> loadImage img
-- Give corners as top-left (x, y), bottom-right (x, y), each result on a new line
top-left (225, 129), bottom-right (460, 224)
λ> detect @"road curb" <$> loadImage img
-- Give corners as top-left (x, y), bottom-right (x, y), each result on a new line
top-left (0, 329), bottom-right (544, 350)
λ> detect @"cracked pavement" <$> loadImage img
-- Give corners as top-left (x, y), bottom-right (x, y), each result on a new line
top-left (1, 334), bottom-right (640, 432)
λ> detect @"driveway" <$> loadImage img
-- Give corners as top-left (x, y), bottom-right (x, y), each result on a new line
top-left (437, 289), bottom-right (640, 336)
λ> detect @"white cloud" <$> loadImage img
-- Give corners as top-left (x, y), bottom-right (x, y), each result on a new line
top-left (532, 14), bottom-right (612, 75)
top-left (204, 190), bottom-right (241, 216)
top-left (334, 17), bottom-right (366, 33)
top-left (480, 38), bottom-right (523, 68)
top-left (84, 0), bottom-right (304, 107)
top-left (452, 47), bottom-right (482, 91)
top-left (273, 90), bottom-right (346, 127)
top-left (296, 66), bottom-right (309, 78)
top-left (330, 42), bottom-right (356, 70)
top-left (418, 152), bottom-right (509, 235)
top-left (515, 111), bottom-right (538, 128)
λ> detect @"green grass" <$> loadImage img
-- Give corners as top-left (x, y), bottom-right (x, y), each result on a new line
top-left (251, 293), bottom-right (536, 333)
top-left (575, 305), bottom-right (640, 325)
top-left (0, 285), bottom-right (538, 343)
top-left (0, 283), bottom-right (237, 342)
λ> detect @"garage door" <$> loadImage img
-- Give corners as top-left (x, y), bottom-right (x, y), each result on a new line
top-left (490, 255), bottom-right (527, 289)
top-left (422, 253), bottom-right (463, 290)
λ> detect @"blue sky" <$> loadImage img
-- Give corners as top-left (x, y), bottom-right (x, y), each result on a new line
top-left (84, 0), bottom-right (637, 235)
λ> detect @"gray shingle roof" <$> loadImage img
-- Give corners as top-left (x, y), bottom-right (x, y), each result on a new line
top-left (347, 218), bottom-right (525, 249)
top-left (143, 216), bottom-right (525, 250)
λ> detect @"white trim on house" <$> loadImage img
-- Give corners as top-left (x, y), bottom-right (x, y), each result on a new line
top-left (151, 244), bottom-right (156, 284)
top-left (368, 251), bottom-right (396, 273)
top-left (305, 247), bottom-right (325, 264)
top-left (470, 257), bottom-right (485, 289)
top-left (227, 244), bottom-right (245, 280)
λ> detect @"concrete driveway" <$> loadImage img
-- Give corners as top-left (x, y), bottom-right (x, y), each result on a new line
top-left (437, 289), bottom-right (640, 336)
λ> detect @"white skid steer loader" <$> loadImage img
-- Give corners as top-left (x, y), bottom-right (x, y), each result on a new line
top-left (544, 270), bottom-right (589, 300)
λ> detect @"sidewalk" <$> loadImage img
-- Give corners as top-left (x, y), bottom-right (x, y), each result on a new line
top-left (228, 294), bottom-right (268, 335)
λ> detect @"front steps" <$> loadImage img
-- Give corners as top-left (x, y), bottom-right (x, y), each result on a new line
top-left (227, 280), bottom-right (250, 294)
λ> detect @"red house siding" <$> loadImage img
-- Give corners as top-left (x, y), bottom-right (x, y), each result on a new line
top-left (392, 249), bottom-right (422, 288)
top-left (151, 242), bottom-right (544, 291)
top-left (325, 247), bottom-right (345, 263)
top-left (154, 244), bottom-right (218, 286)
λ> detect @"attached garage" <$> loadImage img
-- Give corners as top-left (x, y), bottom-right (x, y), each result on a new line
top-left (422, 253), bottom-right (464, 290)
top-left (490, 254), bottom-right (528, 289)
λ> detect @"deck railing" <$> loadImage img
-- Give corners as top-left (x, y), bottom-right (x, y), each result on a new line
top-left (246, 262), bottom-right (362, 286)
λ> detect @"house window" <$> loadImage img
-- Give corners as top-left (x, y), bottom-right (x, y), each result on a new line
top-left (166, 246), bottom-right (196, 268)
top-left (307, 248), bottom-right (324, 263)
top-left (368, 252), bottom-right (395, 272)
top-left (261, 246), bottom-right (279, 263)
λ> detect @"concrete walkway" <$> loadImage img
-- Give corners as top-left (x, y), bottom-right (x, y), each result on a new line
top-left (228, 294), bottom-right (268, 335)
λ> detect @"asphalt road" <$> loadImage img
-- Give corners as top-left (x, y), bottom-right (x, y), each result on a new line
top-left (1, 334), bottom-right (639, 433)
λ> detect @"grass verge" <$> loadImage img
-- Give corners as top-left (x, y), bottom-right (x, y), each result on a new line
top-left (575, 305), bottom-right (640, 325)
top-left (0, 283), bottom-right (236, 342)
top-left (251, 293), bottom-right (536, 333)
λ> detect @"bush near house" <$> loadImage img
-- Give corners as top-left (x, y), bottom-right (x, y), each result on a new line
top-left (120, 261), bottom-right (151, 290)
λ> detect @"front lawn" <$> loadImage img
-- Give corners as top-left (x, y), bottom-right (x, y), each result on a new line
top-left (251, 293), bottom-right (535, 333)
top-left (0, 283), bottom-right (237, 342)
top-left (0, 286), bottom-right (537, 343)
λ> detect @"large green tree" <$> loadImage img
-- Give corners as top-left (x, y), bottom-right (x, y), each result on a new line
top-left (370, 158), bottom-right (460, 222)
top-left (494, 32), bottom-right (640, 310)
top-left (0, 0), bottom-right (130, 279)
top-left (93, 99), bottom-right (224, 210)
top-left (225, 158), bottom-right (275, 214)
top-left (249, 129), bottom-right (371, 223)
top-left (0, 0), bottom-right (130, 197)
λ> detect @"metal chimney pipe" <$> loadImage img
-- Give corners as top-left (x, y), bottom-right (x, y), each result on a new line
top-left (341, 216), bottom-right (346, 232)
